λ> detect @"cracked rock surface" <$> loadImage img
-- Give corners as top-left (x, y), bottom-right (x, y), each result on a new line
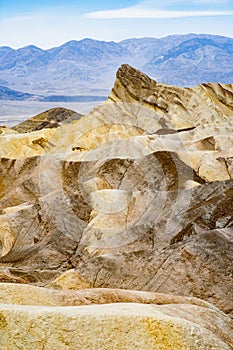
top-left (0, 284), bottom-right (232, 349)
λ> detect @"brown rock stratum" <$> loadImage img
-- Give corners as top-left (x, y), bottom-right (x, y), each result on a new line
top-left (12, 107), bottom-right (82, 133)
top-left (0, 64), bottom-right (232, 348)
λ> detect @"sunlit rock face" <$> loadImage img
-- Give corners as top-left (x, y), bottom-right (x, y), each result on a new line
top-left (0, 64), bottom-right (233, 323)
top-left (0, 284), bottom-right (232, 350)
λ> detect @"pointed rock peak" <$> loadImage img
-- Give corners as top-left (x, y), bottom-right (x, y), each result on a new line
top-left (110, 64), bottom-right (233, 126)
top-left (116, 64), bottom-right (157, 89)
top-left (111, 64), bottom-right (158, 103)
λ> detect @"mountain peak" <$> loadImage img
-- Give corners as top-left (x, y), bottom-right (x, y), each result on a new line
top-left (112, 64), bottom-right (158, 103)
top-left (17, 45), bottom-right (44, 52)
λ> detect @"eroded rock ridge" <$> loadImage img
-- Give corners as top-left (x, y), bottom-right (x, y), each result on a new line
top-left (0, 64), bottom-right (232, 349)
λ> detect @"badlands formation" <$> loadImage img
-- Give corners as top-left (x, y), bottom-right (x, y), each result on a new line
top-left (0, 64), bottom-right (232, 348)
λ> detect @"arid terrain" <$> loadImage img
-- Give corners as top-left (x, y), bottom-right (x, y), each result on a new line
top-left (0, 64), bottom-right (232, 349)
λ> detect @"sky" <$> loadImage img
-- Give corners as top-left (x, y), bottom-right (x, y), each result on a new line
top-left (0, 0), bottom-right (233, 49)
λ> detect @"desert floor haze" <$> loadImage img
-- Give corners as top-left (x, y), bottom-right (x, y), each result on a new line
top-left (0, 63), bottom-right (232, 349)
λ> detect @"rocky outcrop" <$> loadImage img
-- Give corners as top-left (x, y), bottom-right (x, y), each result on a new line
top-left (1, 303), bottom-right (232, 349)
top-left (12, 107), bottom-right (82, 133)
top-left (0, 284), bottom-right (232, 349)
top-left (0, 64), bottom-right (233, 327)
top-left (110, 64), bottom-right (233, 129)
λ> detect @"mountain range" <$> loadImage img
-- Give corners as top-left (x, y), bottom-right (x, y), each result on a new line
top-left (0, 33), bottom-right (233, 98)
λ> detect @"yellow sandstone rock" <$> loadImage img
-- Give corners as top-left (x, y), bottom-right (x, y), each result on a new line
top-left (0, 284), bottom-right (232, 350)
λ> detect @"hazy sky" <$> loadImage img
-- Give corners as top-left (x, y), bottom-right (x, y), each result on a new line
top-left (1, 0), bottom-right (233, 48)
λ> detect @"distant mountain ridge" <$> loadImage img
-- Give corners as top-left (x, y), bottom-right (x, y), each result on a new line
top-left (0, 85), bottom-right (106, 102)
top-left (0, 33), bottom-right (232, 96)
top-left (0, 85), bottom-right (40, 101)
